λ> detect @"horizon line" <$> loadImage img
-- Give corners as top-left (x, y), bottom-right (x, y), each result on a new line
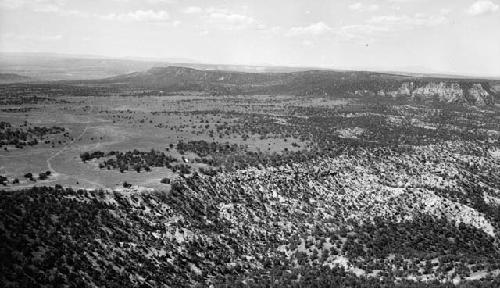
top-left (1, 51), bottom-right (499, 80)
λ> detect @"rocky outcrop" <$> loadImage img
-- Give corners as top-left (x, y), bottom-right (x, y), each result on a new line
top-left (378, 81), bottom-right (493, 106)
top-left (467, 83), bottom-right (494, 106)
top-left (411, 82), bottom-right (466, 103)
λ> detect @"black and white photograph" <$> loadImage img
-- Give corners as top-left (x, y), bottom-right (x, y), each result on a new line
top-left (1, 0), bottom-right (500, 287)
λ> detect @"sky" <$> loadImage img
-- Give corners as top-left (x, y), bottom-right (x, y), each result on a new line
top-left (0, 0), bottom-right (499, 76)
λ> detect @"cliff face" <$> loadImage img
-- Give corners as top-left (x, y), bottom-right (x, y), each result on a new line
top-left (467, 83), bottom-right (494, 106)
top-left (377, 82), bottom-right (494, 106)
top-left (411, 82), bottom-right (465, 103)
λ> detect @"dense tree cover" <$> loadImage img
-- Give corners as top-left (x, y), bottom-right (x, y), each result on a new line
top-left (176, 139), bottom-right (312, 173)
top-left (37, 170), bottom-right (51, 181)
top-left (0, 107), bottom-right (33, 113)
top-left (177, 140), bottom-right (242, 157)
top-left (0, 121), bottom-right (66, 148)
top-left (80, 151), bottom-right (107, 162)
top-left (219, 265), bottom-right (500, 288)
top-left (341, 216), bottom-right (500, 280)
top-left (80, 149), bottom-right (177, 173)
top-left (0, 83), bottom-right (118, 98)
top-left (0, 175), bottom-right (7, 186)
top-left (1, 182), bottom-right (499, 287)
top-left (0, 95), bottom-right (68, 105)
top-left (171, 164), bottom-right (191, 175)
top-left (286, 104), bottom-right (496, 150)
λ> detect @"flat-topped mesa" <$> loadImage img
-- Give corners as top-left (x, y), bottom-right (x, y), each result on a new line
top-left (380, 81), bottom-right (494, 106)
top-left (96, 66), bottom-right (497, 105)
top-left (411, 82), bottom-right (465, 103)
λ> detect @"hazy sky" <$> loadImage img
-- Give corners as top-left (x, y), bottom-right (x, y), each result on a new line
top-left (0, 0), bottom-right (499, 76)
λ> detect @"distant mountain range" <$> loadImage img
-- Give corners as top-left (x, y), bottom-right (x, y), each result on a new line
top-left (0, 73), bottom-right (32, 84)
top-left (0, 53), bottom-right (163, 81)
top-left (0, 52), bottom-right (317, 81)
top-left (1, 53), bottom-right (498, 106)
top-left (2, 52), bottom-right (499, 81)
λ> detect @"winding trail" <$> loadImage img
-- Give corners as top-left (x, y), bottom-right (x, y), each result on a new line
top-left (44, 125), bottom-right (106, 189)
top-left (2, 125), bottom-right (106, 190)
top-left (0, 126), bottom-right (93, 161)
top-left (46, 126), bottom-right (91, 172)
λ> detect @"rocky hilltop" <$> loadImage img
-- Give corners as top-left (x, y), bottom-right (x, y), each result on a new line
top-left (468, 83), bottom-right (494, 105)
top-left (374, 81), bottom-right (494, 106)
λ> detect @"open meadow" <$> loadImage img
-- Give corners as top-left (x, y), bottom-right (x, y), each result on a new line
top-left (0, 93), bottom-right (316, 190)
